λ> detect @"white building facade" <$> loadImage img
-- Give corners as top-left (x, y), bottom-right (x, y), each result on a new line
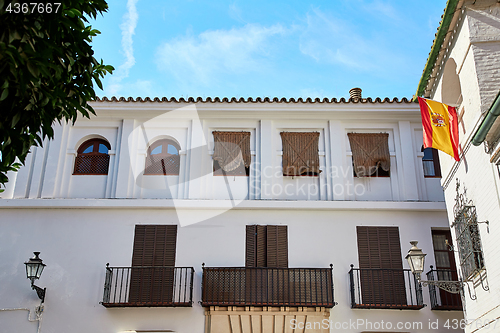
top-left (416, 0), bottom-right (500, 332)
top-left (0, 95), bottom-right (464, 333)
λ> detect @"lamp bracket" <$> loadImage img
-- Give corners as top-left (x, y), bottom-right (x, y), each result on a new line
top-left (31, 284), bottom-right (46, 303)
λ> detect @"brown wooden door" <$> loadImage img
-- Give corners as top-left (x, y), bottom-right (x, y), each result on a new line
top-left (432, 230), bottom-right (462, 307)
top-left (129, 225), bottom-right (177, 304)
top-left (356, 226), bottom-right (407, 306)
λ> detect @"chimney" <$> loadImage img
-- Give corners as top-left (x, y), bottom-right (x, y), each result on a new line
top-left (349, 87), bottom-right (362, 101)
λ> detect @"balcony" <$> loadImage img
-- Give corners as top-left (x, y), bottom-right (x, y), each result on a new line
top-left (349, 265), bottom-right (424, 309)
top-left (426, 267), bottom-right (463, 310)
top-left (101, 265), bottom-right (194, 307)
top-left (201, 266), bottom-right (335, 307)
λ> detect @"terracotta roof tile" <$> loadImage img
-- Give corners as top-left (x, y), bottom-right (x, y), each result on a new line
top-left (95, 96), bottom-right (413, 104)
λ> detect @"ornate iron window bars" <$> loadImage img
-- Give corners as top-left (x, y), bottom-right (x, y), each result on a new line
top-left (407, 179), bottom-right (489, 301)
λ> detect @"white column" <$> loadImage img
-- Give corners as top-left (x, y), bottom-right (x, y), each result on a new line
top-left (187, 119), bottom-right (207, 199)
top-left (329, 121), bottom-right (346, 201)
top-left (398, 121), bottom-right (419, 200)
top-left (177, 150), bottom-right (187, 199)
top-left (28, 138), bottom-right (50, 198)
top-left (260, 120), bottom-right (274, 199)
top-left (115, 119), bottom-right (135, 198)
top-left (12, 149), bottom-right (34, 198)
top-left (40, 124), bottom-right (65, 198)
top-left (105, 150), bottom-right (116, 198)
top-left (53, 122), bottom-right (71, 198)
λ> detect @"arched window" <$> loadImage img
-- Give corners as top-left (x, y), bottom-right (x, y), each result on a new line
top-left (74, 138), bottom-right (111, 175)
top-left (442, 58), bottom-right (462, 106)
top-left (144, 139), bottom-right (180, 175)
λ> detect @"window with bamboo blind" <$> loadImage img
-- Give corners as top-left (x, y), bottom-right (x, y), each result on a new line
top-left (129, 225), bottom-right (178, 304)
top-left (144, 139), bottom-right (181, 175)
top-left (280, 132), bottom-right (320, 176)
top-left (356, 226), bottom-right (406, 306)
top-left (246, 225), bottom-right (288, 268)
top-left (212, 131), bottom-right (251, 176)
top-left (73, 138), bottom-right (111, 175)
top-left (348, 133), bottom-right (390, 177)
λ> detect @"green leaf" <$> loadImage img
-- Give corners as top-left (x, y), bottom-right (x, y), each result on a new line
top-left (0, 89), bottom-right (7, 101)
top-left (0, 0), bottom-right (112, 188)
top-left (11, 113), bottom-right (21, 127)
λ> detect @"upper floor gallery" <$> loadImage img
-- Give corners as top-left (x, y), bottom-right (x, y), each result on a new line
top-left (1, 96), bottom-right (447, 202)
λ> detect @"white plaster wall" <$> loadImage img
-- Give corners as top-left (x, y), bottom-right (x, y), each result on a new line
top-left (0, 206), bottom-right (463, 333)
top-left (440, 144), bottom-right (500, 332)
top-left (427, 3), bottom-right (500, 332)
top-left (68, 175), bottom-right (108, 199)
top-left (467, 4), bottom-right (500, 114)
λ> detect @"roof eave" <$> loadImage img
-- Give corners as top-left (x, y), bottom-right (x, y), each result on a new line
top-left (414, 0), bottom-right (461, 101)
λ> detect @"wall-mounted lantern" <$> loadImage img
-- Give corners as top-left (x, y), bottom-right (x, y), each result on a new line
top-left (24, 252), bottom-right (46, 303)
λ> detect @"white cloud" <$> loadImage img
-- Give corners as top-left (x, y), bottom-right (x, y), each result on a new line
top-left (299, 88), bottom-right (326, 99)
top-left (299, 7), bottom-right (401, 73)
top-left (362, 0), bottom-right (400, 22)
top-left (229, 2), bottom-right (245, 23)
top-left (106, 0), bottom-right (139, 96)
top-left (155, 24), bottom-right (286, 87)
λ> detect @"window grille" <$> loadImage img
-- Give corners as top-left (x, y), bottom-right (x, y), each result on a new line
top-left (73, 138), bottom-right (111, 175)
top-left (452, 180), bottom-right (485, 280)
top-left (144, 139), bottom-right (180, 175)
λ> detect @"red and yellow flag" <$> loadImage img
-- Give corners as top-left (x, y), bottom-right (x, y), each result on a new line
top-left (418, 97), bottom-right (459, 161)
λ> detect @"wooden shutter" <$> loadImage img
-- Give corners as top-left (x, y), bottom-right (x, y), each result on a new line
top-left (356, 226), bottom-right (406, 306)
top-left (131, 225), bottom-right (177, 266)
top-left (246, 225), bottom-right (256, 268)
top-left (246, 225), bottom-right (287, 268)
top-left (246, 225), bottom-right (288, 304)
top-left (246, 225), bottom-right (268, 267)
top-left (267, 225), bottom-right (288, 268)
top-left (129, 225), bottom-right (177, 304)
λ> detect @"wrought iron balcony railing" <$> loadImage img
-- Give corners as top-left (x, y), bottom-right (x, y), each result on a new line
top-left (349, 265), bottom-right (424, 309)
top-left (101, 265), bottom-right (194, 307)
top-left (426, 267), bottom-right (463, 310)
top-left (202, 266), bottom-right (335, 307)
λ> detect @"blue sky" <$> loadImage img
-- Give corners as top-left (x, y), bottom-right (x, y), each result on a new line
top-left (91, 0), bottom-right (447, 100)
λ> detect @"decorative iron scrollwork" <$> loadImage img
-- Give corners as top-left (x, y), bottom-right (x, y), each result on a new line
top-left (420, 280), bottom-right (462, 294)
top-left (451, 178), bottom-right (486, 283)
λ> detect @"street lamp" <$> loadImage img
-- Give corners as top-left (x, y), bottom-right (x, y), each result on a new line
top-left (405, 241), bottom-right (463, 294)
top-left (24, 252), bottom-right (46, 303)
top-left (405, 241), bottom-right (426, 280)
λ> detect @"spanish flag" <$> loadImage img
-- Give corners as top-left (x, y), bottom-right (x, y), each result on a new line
top-left (418, 97), bottom-right (459, 161)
